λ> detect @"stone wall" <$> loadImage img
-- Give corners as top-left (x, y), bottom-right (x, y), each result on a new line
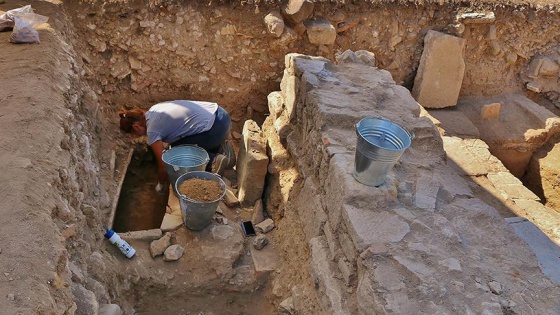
top-left (263, 51), bottom-right (560, 314)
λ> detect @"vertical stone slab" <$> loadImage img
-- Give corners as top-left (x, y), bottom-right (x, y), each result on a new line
top-left (412, 30), bottom-right (466, 108)
top-left (236, 120), bottom-right (269, 207)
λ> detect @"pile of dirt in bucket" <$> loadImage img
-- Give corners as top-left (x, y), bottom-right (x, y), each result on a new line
top-left (178, 178), bottom-right (222, 201)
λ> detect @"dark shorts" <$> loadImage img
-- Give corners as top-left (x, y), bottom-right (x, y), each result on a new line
top-left (170, 106), bottom-right (231, 154)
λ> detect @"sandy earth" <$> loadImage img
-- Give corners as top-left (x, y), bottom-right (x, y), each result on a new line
top-left (1, 0), bottom-right (560, 314)
top-left (0, 2), bottom-right (80, 313)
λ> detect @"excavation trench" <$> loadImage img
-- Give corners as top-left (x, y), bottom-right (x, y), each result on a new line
top-left (4, 0), bottom-right (560, 314)
top-left (113, 147), bottom-right (168, 232)
top-left (87, 2), bottom-right (560, 313)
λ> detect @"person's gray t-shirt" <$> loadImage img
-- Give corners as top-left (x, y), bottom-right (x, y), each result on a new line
top-left (145, 100), bottom-right (218, 145)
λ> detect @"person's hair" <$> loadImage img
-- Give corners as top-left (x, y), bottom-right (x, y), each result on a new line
top-left (118, 108), bottom-right (146, 133)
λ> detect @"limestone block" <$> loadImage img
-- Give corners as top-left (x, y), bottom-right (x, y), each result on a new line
top-left (539, 57), bottom-right (559, 76)
top-left (250, 243), bottom-right (281, 284)
top-left (487, 172), bottom-right (540, 201)
top-left (342, 204), bottom-right (410, 252)
top-left (279, 297), bottom-right (295, 315)
top-left (211, 224), bottom-right (236, 240)
top-left (442, 137), bottom-right (508, 176)
top-left (373, 261), bottom-right (409, 291)
top-left (276, 26), bottom-right (298, 47)
top-left (507, 217), bottom-right (560, 284)
top-left (264, 10), bottom-right (285, 38)
top-left (253, 234), bottom-right (269, 250)
top-left (160, 213), bottom-right (182, 232)
top-left (337, 258), bottom-right (356, 286)
top-left (281, 0), bottom-right (314, 24)
top-left (512, 199), bottom-right (560, 244)
top-left (481, 102), bottom-right (501, 120)
top-left (163, 244), bottom-right (184, 261)
top-left (309, 237), bottom-right (348, 314)
top-left (274, 113), bottom-right (292, 140)
top-left (99, 304), bottom-right (122, 315)
top-left (251, 199), bottom-right (265, 224)
top-left (336, 49), bottom-right (376, 67)
top-left (304, 18), bottom-right (336, 45)
top-left (325, 154), bottom-right (399, 230)
top-left (338, 232), bottom-right (357, 264)
top-left (457, 11), bottom-right (495, 24)
top-left (435, 171), bottom-right (473, 203)
top-left (69, 262), bottom-right (85, 284)
top-left (323, 220), bottom-right (338, 259)
top-left (255, 218), bottom-right (275, 233)
top-left (72, 283), bottom-right (99, 315)
top-left (412, 30), bottom-right (466, 108)
top-left (267, 91), bottom-right (284, 119)
top-left (527, 58), bottom-right (544, 78)
top-left (526, 81), bottom-right (542, 93)
top-left (223, 188), bottom-right (240, 207)
top-left (120, 229), bottom-right (162, 242)
top-left (414, 174), bottom-right (441, 211)
top-left (236, 120), bottom-right (269, 206)
top-left (356, 271), bottom-right (387, 314)
top-left (149, 232), bottom-right (171, 258)
top-left (295, 178), bottom-right (327, 242)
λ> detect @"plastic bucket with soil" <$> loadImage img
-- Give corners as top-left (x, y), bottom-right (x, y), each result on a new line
top-left (175, 171), bottom-right (226, 231)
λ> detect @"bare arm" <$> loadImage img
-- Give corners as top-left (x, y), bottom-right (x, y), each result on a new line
top-left (150, 140), bottom-right (168, 184)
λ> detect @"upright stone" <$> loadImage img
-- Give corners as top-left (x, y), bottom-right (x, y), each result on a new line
top-left (264, 10), bottom-right (285, 38)
top-left (304, 19), bottom-right (336, 45)
top-left (412, 30), bottom-right (466, 108)
top-left (281, 0), bottom-right (314, 25)
top-left (236, 120), bottom-right (269, 206)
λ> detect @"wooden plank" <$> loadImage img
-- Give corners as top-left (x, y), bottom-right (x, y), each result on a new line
top-left (108, 148), bottom-right (134, 229)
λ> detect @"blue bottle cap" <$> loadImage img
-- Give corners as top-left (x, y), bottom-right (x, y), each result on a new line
top-left (104, 228), bottom-right (115, 239)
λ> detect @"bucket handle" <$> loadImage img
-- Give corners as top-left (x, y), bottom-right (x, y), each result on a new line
top-left (166, 143), bottom-right (203, 151)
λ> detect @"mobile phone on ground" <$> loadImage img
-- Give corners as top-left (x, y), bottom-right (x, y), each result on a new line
top-left (241, 221), bottom-right (256, 237)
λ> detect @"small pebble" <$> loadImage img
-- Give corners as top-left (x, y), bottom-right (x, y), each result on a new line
top-left (7, 294), bottom-right (15, 301)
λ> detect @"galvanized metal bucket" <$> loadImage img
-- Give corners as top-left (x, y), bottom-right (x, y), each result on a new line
top-left (175, 171), bottom-right (226, 231)
top-left (162, 145), bottom-right (210, 195)
top-left (353, 117), bottom-right (413, 187)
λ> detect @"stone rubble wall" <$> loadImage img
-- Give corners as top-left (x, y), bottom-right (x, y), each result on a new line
top-left (263, 52), bottom-right (560, 314)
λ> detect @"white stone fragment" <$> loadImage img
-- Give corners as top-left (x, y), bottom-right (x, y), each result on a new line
top-left (163, 244), bottom-right (185, 261)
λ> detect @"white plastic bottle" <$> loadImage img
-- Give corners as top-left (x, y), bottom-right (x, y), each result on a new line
top-left (104, 228), bottom-right (136, 258)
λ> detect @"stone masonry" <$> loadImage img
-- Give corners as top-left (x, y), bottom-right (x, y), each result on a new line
top-left (412, 30), bottom-right (466, 108)
top-left (263, 51), bottom-right (560, 314)
top-left (236, 119), bottom-right (270, 207)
